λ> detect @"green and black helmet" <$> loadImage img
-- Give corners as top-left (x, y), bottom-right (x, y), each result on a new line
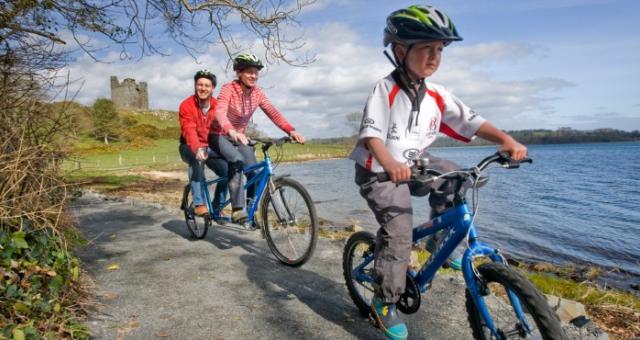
top-left (383, 5), bottom-right (462, 47)
top-left (194, 69), bottom-right (217, 86)
top-left (233, 53), bottom-right (264, 71)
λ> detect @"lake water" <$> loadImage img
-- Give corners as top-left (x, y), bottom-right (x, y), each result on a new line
top-left (275, 142), bottom-right (640, 287)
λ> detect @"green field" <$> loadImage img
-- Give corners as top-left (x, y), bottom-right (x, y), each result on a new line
top-left (64, 138), bottom-right (350, 173)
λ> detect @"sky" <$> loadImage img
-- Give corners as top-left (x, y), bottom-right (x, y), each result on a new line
top-left (60, 0), bottom-right (640, 138)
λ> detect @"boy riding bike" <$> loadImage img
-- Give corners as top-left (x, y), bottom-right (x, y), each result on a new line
top-left (349, 5), bottom-right (527, 340)
top-left (211, 53), bottom-right (305, 224)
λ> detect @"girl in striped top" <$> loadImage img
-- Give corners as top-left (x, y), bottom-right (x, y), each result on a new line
top-left (211, 53), bottom-right (305, 223)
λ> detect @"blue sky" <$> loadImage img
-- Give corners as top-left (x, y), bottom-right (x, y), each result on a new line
top-left (62, 0), bottom-right (640, 138)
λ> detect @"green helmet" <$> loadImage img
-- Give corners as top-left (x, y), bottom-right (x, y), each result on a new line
top-left (233, 53), bottom-right (264, 71)
top-left (383, 5), bottom-right (462, 47)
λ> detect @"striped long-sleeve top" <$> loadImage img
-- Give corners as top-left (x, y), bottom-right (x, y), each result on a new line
top-left (211, 80), bottom-right (294, 135)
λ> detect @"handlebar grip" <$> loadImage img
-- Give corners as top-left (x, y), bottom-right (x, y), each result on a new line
top-left (376, 172), bottom-right (390, 182)
top-left (507, 157), bottom-right (533, 168)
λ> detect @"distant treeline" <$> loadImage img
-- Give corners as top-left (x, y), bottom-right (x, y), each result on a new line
top-left (312, 128), bottom-right (640, 147)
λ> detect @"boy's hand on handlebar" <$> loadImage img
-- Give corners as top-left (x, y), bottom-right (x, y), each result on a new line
top-left (499, 138), bottom-right (528, 161)
top-left (289, 130), bottom-right (305, 144)
top-left (229, 130), bottom-right (249, 145)
top-left (382, 160), bottom-right (412, 183)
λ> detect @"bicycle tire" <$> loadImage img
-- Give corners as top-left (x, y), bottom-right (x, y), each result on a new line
top-left (182, 184), bottom-right (210, 239)
top-left (343, 231), bottom-right (376, 316)
top-left (260, 177), bottom-right (318, 267)
top-left (466, 262), bottom-right (566, 340)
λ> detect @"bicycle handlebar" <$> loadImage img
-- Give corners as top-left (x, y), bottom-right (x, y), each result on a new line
top-left (375, 152), bottom-right (532, 184)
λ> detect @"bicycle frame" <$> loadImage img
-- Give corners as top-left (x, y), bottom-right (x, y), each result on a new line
top-left (199, 146), bottom-right (277, 226)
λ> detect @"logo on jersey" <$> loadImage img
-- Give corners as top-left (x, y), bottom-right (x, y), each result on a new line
top-left (402, 148), bottom-right (420, 161)
top-left (387, 123), bottom-right (400, 140)
top-left (361, 117), bottom-right (381, 132)
top-left (468, 110), bottom-right (478, 121)
top-left (429, 116), bottom-right (438, 131)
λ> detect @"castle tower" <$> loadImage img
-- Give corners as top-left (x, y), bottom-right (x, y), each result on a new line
top-left (110, 76), bottom-right (149, 110)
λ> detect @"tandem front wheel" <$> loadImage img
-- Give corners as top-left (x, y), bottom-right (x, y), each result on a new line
top-left (260, 177), bottom-right (318, 267)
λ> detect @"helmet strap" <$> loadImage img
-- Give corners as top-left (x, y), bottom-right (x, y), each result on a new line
top-left (383, 50), bottom-right (398, 68)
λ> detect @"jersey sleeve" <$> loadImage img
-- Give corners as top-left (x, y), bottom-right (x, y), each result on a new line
top-left (357, 81), bottom-right (390, 142)
top-left (438, 87), bottom-right (486, 143)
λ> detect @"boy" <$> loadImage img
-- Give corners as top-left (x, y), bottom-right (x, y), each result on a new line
top-left (349, 5), bottom-right (527, 340)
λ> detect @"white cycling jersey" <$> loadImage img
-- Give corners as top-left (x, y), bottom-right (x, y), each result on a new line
top-left (349, 73), bottom-right (486, 172)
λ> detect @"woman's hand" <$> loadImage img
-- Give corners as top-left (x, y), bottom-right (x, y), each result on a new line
top-left (289, 130), bottom-right (305, 144)
top-left (229, 129), bottom-right (248, 145)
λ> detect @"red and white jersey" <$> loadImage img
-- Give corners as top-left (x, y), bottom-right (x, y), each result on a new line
top-left (349, 74), bottom-right (486, 173)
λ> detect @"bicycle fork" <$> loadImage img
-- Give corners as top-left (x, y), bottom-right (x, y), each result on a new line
top-left (463, 244), bottom-right (534, 337)
top-left (267, 178), bottom-right (296, 225)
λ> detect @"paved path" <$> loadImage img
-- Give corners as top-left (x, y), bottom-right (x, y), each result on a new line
top-left (72, 193), bottom-right (595, 340)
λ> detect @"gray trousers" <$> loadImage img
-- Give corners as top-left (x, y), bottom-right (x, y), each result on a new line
top-left (210, 135), bottom-right (257, 209)
top-left (355, 153), bottom-right (459, 303)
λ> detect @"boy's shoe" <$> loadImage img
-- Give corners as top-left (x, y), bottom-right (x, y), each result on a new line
top-left (194, 205), bottom-right (208, 217)
top-left (370, 296), bottom-right (408, 340)
top-left (231, 210), bottom-right (248, 224)
top-left (425, 231), bottom-right (463, 271)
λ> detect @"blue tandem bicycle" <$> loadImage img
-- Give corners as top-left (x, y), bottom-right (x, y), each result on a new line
top-left (181, 137), bottom-right (318, 267)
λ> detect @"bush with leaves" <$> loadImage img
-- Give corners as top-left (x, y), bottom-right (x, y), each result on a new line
top-left (1, 228), bottom-right (89, 339)
top-left (90, 99), bottom-right (120, 144)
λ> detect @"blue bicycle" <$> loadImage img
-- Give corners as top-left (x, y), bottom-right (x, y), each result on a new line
top-left (343, 153), bottom-right (566, 339)
top-left (181, 137), bottom-right (318, 267)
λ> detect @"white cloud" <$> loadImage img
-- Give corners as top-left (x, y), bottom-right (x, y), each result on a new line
top-left (60, 21), bottom-right (576, 137)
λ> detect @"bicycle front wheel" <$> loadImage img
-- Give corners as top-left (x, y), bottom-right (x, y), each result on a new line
top-left (182, 184), bottom-right (210, 239)
top-left (260, 177), bottom-right (318, 267)
top-left (466, 262), bottom-right (566, 340)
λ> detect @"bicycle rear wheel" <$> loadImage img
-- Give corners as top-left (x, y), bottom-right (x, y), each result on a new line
top-left (260, 177), bottom-right (318, 267)
top-left (342, 231), bottom-right (376, 316)
top-left (466, 262), bottom-right (566, 340)
top-left (182, 184), bottom-right (210, 239)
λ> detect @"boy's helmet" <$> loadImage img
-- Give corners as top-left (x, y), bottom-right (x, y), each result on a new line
top-left (233, 53), bottom-right (264, 71)
top-left (194, 69), bottom-right (217, 86)
top-left (383, 5), bottom-right (462, 47)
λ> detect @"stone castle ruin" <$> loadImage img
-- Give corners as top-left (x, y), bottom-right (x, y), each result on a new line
top-left (110, 76), bottom-right (149, 110)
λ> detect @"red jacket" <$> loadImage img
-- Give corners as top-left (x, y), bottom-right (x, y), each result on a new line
top-left (179, 95), bottom-right (217, 153)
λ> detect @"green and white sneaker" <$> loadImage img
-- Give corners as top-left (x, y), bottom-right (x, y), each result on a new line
top-left (370, 296), bottom-right (408, 340)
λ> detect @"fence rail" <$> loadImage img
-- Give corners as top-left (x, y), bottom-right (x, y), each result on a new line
top-left (65, 153), bottom-right (184, 171)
